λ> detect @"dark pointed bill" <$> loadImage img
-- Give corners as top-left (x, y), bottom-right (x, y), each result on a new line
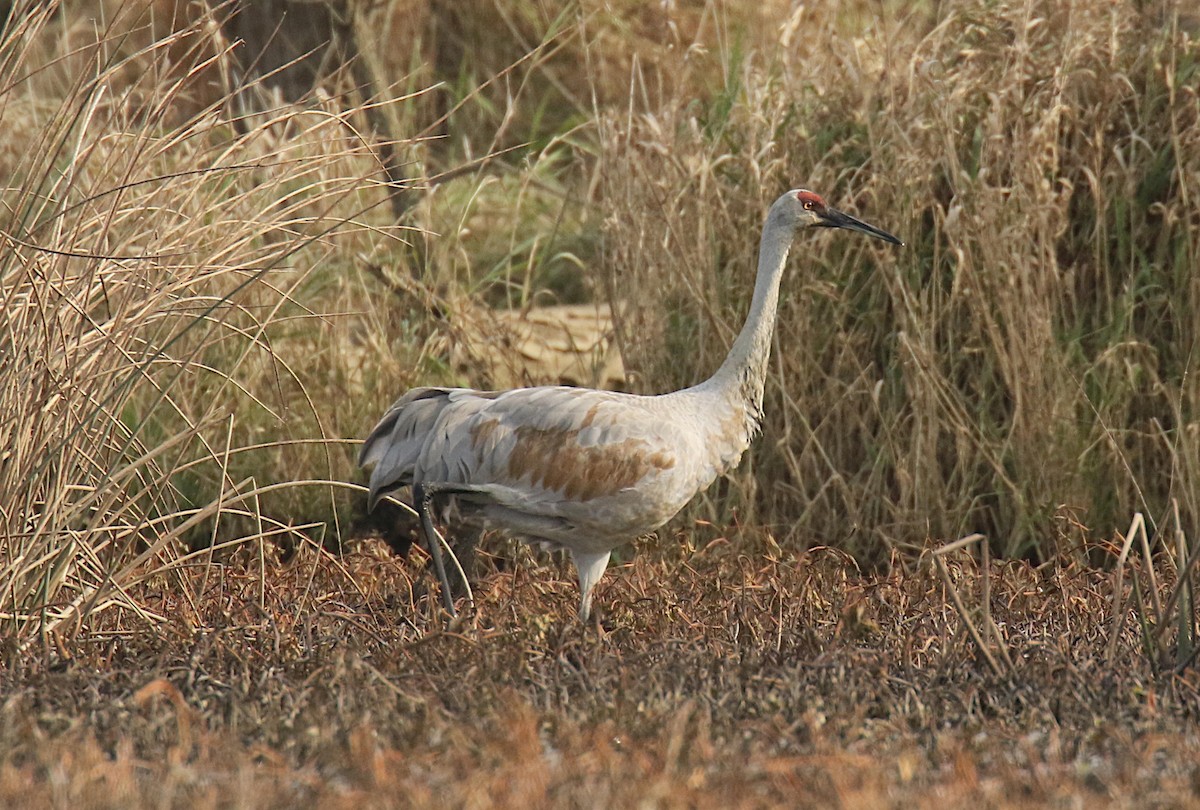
top-left (819, 207), bottom-right (903, 246)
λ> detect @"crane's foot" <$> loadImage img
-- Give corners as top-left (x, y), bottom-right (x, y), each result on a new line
top-left (587, 605), bottom-right (608, 638)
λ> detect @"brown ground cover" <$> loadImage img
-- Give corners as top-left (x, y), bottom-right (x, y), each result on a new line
top-left (4, 535), bottom-right (1199, 808)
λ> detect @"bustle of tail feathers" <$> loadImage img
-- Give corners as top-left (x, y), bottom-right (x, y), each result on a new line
top-left (359, 386), bottom-right (458, 510)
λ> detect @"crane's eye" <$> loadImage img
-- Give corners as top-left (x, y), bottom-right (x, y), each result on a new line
top-left (803, 200), bottom-right (815, 210)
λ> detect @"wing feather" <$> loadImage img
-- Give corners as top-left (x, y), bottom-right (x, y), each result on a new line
top-left (359, 386), bottom-right (465, 507)
top-left (361, 385), bottom-right (699, 535)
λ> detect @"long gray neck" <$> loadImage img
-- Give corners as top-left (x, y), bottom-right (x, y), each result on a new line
top-left (709, 210), bottom-right (795, 419)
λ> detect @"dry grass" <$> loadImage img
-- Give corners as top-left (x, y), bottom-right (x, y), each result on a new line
top-left (0, 0), bottom-right (408, 643)
top-left (599, 0), bottom-right (1200, 557)
top-left (3, 0), bottom-right (1200, 805)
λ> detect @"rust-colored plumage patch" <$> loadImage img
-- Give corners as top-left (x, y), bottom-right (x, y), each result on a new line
top-left (470, 418), bottom-right (502, 451)
top-left (718, 406), bottom-right (746, 445)
top-left (506, 425), bottom-right (675, 501)
top-left (579, 403), bottom-right (602, 429)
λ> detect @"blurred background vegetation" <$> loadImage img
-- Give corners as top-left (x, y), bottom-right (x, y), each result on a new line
top-left (1, 0), bottom-right (1198, 641)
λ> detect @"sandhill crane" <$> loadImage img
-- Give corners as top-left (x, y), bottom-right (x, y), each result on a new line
top-left (360, 188), bottom-right (901, 620)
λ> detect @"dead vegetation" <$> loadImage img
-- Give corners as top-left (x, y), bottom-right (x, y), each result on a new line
top-left (2, 0), bottom-right (1200, 805)
top-left (598, 0), bottom-right (1200, 555)
top-left (4, 538), bottom-right (1200, 807)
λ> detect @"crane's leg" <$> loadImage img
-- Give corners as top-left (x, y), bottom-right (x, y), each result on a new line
top-left (412, 482), bottom-right (457, 617)
top-left (571, 549), bottom-right (612, 623)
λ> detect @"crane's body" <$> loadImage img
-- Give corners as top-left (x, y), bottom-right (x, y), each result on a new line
top-left (360, 189), bottom-right (901, 619)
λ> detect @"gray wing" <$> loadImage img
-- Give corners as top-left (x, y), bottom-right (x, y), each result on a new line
top-left (360, 385), bottom-right (689, 519)
top-left (359, 386), bottom-right (467, 508)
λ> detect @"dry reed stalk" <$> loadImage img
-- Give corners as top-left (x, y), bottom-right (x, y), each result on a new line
top-left (933, 533), bottom-right (1011, 678)
top-left (1106, 512), bottom-right (1147, 664)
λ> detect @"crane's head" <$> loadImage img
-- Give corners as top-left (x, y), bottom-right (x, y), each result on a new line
top-left (774, 189), bottom-right (903, 246)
